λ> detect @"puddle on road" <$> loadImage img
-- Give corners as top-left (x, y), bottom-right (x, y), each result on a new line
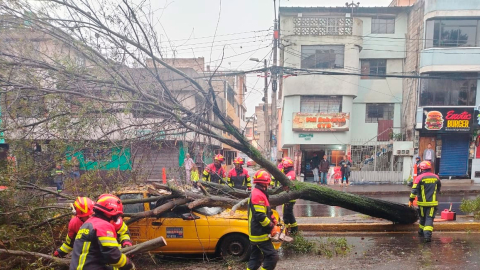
top-left (278, 195), bottom-right (478, 218)
top-left (277, 233), bottom-right (480, 269)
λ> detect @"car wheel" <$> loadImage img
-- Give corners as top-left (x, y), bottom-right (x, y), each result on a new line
top-left (220, 234), bottom-right (250, 262)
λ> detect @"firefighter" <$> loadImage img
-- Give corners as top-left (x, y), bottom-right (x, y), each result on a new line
top-left (202, 154), bottom-right (227, 184)
top-left (52, 163), bottom-right (65, 193)
top-left (69, 194), bottom-right (135, 270)
top-left (227, 157), bottom-right (252, 190)
top-left (409, 161), bottom-right (441, 242)
top-left (53, 197), bottom-right (133, 258)
top-left (247, 170), bottom-right (280, 270)
top-left (282, 157), bottom-right (298, 234)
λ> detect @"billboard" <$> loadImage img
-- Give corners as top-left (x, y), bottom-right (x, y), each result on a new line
top-left (422, 107), bottom-right (473, 133)
top-left (292, 112), bottom-right (350, 132)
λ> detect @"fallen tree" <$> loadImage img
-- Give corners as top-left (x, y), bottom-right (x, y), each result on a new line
top-left (0, 236), bottom-right (167, 266)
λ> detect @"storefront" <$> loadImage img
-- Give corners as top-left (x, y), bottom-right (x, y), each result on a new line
top-left (470, 110), bottom-right (480, 183)
top-left (291, 112), bottom-right (351, 181)
top-left (419, 107), bottom-right (474, 178)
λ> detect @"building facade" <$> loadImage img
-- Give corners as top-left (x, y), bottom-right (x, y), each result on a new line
top-left (279, 6), bottom-right (411, 182)
top-left (399, 0), bottom-right (480, 181)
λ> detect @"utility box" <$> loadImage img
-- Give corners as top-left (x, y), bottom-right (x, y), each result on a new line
top-left (392, 141), bottom-right (414, 156)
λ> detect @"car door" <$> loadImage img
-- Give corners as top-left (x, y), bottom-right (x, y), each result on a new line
top-left (118, 192), bottom-right (149, 244)
top-left (147, 204), bottom-right (210, 253)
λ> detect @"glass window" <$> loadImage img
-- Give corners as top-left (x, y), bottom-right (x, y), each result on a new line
top-left (300, 96), bottom-right (342, 113)
top-left (419, 73), bottom-right (477, 106)
top-left (361, 59), bottom-right (387, 79)
top-left (426, 19), bottom-right (480, 48)
top-left (365, 103), bottom-right (394, 123)
top-left (371, 18), bottom-right (395, 34)
top-left (301, 45), bottom-right (344, 69)
top-left (118, 193), bottom-right (145, 214)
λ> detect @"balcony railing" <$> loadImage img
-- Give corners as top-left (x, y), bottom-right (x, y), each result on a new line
top-left (293, 17), bottom-right (353, 36)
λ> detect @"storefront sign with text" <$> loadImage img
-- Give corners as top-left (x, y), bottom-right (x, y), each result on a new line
top-left (292, 112), bottom-right (350, 132)
top-left (422, 107), bottom-right (473, 133)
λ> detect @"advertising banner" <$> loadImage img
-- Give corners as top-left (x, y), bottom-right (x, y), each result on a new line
top-left (292, 112), bottom-right (350, 132)
top-left (422, 107), bottom-right (474, 133)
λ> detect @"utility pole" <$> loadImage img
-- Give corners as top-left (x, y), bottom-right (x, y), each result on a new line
top-left (263, 59), bottom-right (270, 158)
top-left (270, 0), bottom-right (279, 162)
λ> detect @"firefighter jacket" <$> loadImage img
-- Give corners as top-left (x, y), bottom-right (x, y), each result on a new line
top-left (191, 170), bottom-right (200, 182)
top-left (410, 172), bottom-right (442, 207)
top-left (227, 168), bottom-right (251, 189)
top-left (58, 216), bottom-right (132, 257)
top-left (52, 168), bottom-right (65, 184)
top-left (248, 186), bottom-right (275, 243)
top-left (69, 216), bottom-right (133, 270)
top-left (284, 168), bottom-right (297, 203)
top-left (202, 163), bottom-right (226, 184)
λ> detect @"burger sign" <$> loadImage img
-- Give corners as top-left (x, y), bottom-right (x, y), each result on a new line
top-left (423, 108), bottom-right (473, 133)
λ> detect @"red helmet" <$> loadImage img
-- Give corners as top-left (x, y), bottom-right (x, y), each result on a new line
top-left (74, 197), bottom-right (94, 217)
top-left (214, 154), bottom-right (225, 162)
top-left (233, 157), bottom-right (244, 165)
top-left (253, 170), bottom-right (271, 185)
top-left (419, 161), bottom-right (432, 170)
top-left (282, 157), bottom-right (294, 168)
top-left (94, 194), bottom-right (123, 218)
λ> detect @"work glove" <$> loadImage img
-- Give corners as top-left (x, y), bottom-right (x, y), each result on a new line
top-left (122, 241), bottom-right (133, 248)
top-left (271, 216), bottom-right (278, 226)
top-left (270, 225), bottom-right (281, 237)
top-left (408, 201), bottom-right (413, 207)
top-left (53, 250), bottom-right (65, 258)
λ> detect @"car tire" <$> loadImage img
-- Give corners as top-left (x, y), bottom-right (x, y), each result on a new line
top-left (219, 234), bottom-right (251, 262)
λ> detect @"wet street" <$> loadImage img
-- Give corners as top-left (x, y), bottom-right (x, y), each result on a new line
top-left (279, 194), bottom-right (476, 218)
top-left (146, 232), bottom-right (480, 269)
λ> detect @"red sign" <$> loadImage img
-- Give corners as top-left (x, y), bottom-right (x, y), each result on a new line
top-left (292, 112), bottom-right (350, 132)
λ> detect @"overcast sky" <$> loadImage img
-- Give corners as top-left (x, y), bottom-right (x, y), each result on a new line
top-left (149, 0), bottom-right (393, 116)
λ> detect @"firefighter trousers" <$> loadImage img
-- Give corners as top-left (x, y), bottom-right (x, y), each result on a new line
top-left (247, 240), bottom-right (278, 270)
top-left (418, 206), bottom-right (437, 239)
top-left (283, 202), bottom-right (297, 234)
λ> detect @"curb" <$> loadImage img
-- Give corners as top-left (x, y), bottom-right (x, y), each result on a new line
top-left (298, 222), bottom-right (480, 232)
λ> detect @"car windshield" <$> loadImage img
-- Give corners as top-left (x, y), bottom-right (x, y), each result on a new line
top-left (194, 207), bottom-right (224, 216)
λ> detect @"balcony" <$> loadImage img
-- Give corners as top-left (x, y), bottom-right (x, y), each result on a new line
top-left (419, 47), bottom-right (480, 73)
top-left (293, 17), bottom-right (353, 36)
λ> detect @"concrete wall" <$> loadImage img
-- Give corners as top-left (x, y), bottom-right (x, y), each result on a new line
top-left (425, 0), bottom-right (480, 15)
top-left (420, 48), bottom-right (480, 73)
top-left (358, 14), bottom-right (408, 59)
top-left (350, 103), bottom-right (402, 141)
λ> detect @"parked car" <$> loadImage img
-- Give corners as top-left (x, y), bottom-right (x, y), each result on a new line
top-left (246, 159), bottom-right (256, 167)
top-left (116, 187), bottom-right (281, 261)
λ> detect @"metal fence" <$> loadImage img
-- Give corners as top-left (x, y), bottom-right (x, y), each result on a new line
top-left (349, 138), bottom-right (404, 184)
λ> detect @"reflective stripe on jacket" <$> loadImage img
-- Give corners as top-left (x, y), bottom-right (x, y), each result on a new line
top-left (202, 163), bottom-right (226, 184)
top-left (69, 216), bottom-right (132, 270)
top-left (248, 187), bottom-right (274, 243)
top-left (227, 168), bottom-right (251, 189)
top-left (410, 172), bottom-right (441, 207)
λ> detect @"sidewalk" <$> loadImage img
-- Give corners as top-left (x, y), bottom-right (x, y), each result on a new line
top-left (324, 182), bottom-right (480, 195)
top-left (297, 214), bottom-right (480, 232)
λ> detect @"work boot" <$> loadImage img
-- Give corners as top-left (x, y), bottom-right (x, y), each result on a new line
top-left (424, 237), bottom-right (432, 243)
top-left (418, 229), bottom-right (424, 237)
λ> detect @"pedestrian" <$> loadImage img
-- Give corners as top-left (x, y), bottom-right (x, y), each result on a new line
top-left (339, 156), bottom-right (351, 187)
top-left (184, 153), bottom-right (195, 185)
top-left (310, 153), bottom-right (320, 183)
top-left (52, 163), bottom-right (65, 193)
top-left (319, 155), bottom-right (329, 185)
top-left (423, 143), bottom-right (435, 172)
top-left (54, 197), bottom-right (133, 259)
top-left (191, 165), bottom-right (200, 187)
top-left (69, 194), bottom-right (135, 269)
top-left (70, 156), bottom-right (80, 179)
top-left (409, 161), bottom-right (441, 242)
top-left (202, 154), bottom-right (227, 184)
top-left (247, 170), bottom-right (280, 270)
top-left (282, 157), bottom-right (298, 234)
top-left (227, 157), bottom-right (252, 191)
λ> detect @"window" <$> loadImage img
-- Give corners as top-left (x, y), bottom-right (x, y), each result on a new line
top-left (226, 84), bottom-right (235, 106)
top-left (300, 96), bottom-right (342, 113)
top-left (301, 45), bottom-right (344, 69)
top-left (365, 103), bottom-right (394, 123)
top-left (419, 73), bottom-right (477, 106)
top-left (118, 193), bottom-right (145, 214)
top-left (361, 59), bottom-right (387, 79)
top-left (371, 18), bottom-right (395, 34)
top-left (426, 19), bottom-right (480, 48)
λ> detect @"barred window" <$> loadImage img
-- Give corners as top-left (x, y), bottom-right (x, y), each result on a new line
top-left (300, 96), bottom-right (342, 113)
top-left (365, 103), bottom-right (394, 123)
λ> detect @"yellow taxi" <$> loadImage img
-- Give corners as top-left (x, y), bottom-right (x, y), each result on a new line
top-left (117, 188), bottom-right (281, 261)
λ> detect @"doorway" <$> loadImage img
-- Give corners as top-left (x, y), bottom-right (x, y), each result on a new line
top-left (419, 136), bottom-right (436, 172)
